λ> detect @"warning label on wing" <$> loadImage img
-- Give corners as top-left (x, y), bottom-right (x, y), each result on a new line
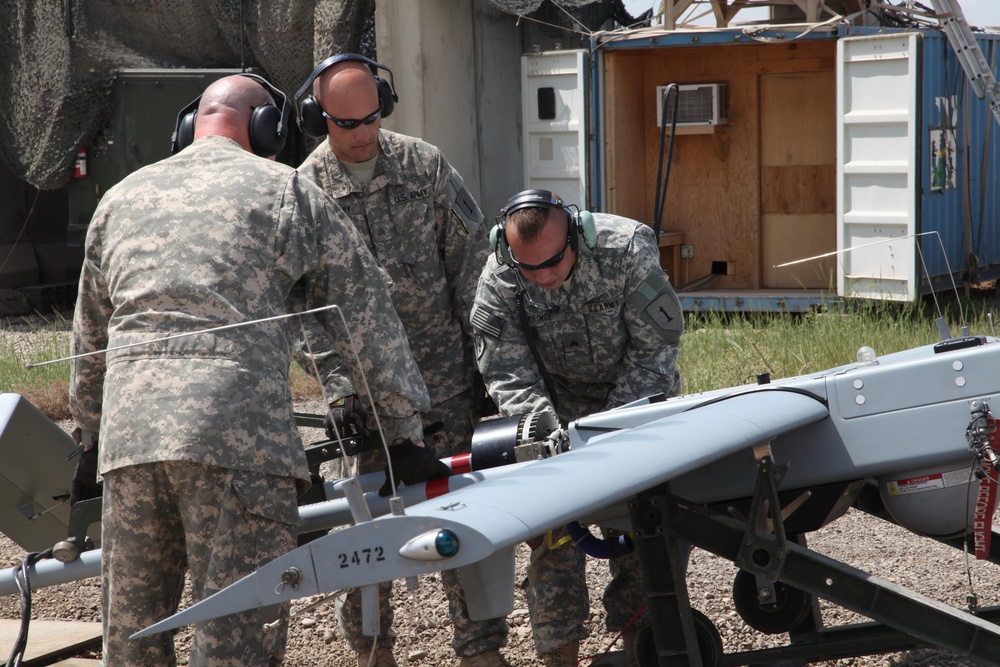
top-left (885, 469), bottom-right (967, 496)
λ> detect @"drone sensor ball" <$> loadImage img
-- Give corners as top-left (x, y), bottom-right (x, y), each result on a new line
top-left (399, 528), bottom-right (460, 561)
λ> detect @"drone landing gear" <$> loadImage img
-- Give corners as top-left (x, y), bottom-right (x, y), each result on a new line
top-left (731, 569), bottom-right (811, 635)
top-left (633, 608), bottom-right (723, 667)
top-left (628, 447), bottom-right (1000, 667)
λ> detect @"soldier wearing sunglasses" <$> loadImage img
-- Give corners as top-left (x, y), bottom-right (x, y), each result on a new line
top-left (470, 190), bottom-right (685, 667)
top-left (292, 56), bottom-right (504, 667)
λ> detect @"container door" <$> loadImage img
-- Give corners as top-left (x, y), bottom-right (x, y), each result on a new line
top-left (521, 50), bottom-right (588, 208)
top-left (760, 70), bottom-right (837, 289)
top-left (837, 33), bottom-right (919, 301)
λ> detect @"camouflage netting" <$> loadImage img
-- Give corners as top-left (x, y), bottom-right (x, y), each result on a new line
top-left (1, 0), bottom-right (633, 191)
top-left (1, 0), bottom-right (373, 191)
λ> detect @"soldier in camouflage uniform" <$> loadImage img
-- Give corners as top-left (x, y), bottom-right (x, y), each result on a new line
top-left (470, 190), bottom-right (685, 667)
top-left (68, 75), bottom-right (432, 667)
top-left (290, 56), bottom-right (505, 667)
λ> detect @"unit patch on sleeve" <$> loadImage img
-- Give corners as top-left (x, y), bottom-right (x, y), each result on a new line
top-left (626, 271), bottom-right (684, 343)
top-left (445, 170), bottom-right (484, 233)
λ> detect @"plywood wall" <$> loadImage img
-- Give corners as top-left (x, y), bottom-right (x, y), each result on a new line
top-left (602, 40), bottom-right (836, 290)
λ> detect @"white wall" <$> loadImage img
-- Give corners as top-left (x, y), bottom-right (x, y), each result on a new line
top-left (375, 0), bottom-right (524, 220)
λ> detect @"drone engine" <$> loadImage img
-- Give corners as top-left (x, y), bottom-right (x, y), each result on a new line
top-left (469, 411), bottom-right (564, 471)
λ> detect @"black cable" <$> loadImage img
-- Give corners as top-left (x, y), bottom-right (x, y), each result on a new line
top-left (974, 40), bottom-right (995, 261)
top-left (239, 0), bottom-right (246, 72)
top-left (681, 385), bottom-right (829, 413)
top-left (6, 548), bottom-right (54, 667)
top-left (516, 290), bottom-right (560, 414)
top-left (652, 84), bottom-right (680, 237)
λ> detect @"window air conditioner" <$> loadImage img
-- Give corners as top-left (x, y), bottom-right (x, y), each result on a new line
top-left (656, 83), bottom-right (729, 127)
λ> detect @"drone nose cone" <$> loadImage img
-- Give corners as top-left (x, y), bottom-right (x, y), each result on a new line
top-left (399, 529), bottom-right (460, 561)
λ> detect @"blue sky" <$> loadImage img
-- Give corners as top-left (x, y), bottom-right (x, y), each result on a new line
top-left (622, 1), bottom-right (1000, 28)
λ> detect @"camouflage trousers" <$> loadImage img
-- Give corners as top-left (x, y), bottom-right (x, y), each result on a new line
top-left (337, 388), bottom-right (509, 657)
top-left (527, 526), bottom-right (647, 656)
top-left (100, 461), bottom-right (299, 667)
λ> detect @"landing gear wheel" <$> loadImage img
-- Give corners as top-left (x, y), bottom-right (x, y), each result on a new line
top-left (634, 608), bottom-right (723, 667)
top-left (732, 569), bottom-right (811, 634)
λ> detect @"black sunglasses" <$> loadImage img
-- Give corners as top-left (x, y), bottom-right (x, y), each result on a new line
top-left (509, 233), bottom-right (572, 271)
top-left (322, 104), bottom-right (382, 130)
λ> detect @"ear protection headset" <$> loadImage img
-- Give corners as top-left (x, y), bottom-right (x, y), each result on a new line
top-left (295, 53), bottom-right (399, 138)
top-left (489, 189), bottom-right (597, 267)
top-left (171, 73), bottom-right (290, 157)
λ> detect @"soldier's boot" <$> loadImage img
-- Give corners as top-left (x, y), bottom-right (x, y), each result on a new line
top-left (457, 648), bottom-right (513, 667)
top-left (622, 627), bottom-right (639, 667)
top-left (356, 647), bottom-right (398, 667)
top-left (540, 641), bottom-right (580, 667)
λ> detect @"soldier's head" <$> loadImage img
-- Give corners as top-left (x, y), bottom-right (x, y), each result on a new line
top-left (312, 61), bottom-right (384, 163)
top-left (192, 75), bottom-right (284, 158)
top-left (504, 199), bottom-right (579, 291)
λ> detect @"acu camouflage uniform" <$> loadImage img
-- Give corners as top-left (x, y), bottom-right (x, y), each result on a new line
top-left (294, 130), bottom-right (504, 657)
top-left (69, 135), bottom-right (429, 667)
top-left (471, 213), bottom-right (684, 656)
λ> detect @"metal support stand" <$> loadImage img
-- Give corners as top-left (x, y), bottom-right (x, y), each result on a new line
top-left (630, 485), bottom-right (702, 667)
top-left (52, 497), bottom-right (102, 563)
top-left (655, 453), bottom-right (1000, 666)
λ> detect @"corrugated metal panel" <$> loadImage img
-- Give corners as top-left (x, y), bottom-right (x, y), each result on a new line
top-left (837, 33), bottom-right (919, 302)
top-left (918, 30), bottom-right (1000, 291)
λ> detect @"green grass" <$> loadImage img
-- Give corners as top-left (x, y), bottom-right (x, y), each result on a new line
top-left (1, 312), bottom-right (73, 419)
top-left (678, 295), bottom-right (999, 393)
top-left (5, 292), bottom-right (1000, 420)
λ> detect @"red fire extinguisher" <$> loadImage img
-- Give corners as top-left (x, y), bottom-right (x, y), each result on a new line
top-left (73, 147), bottom-right (87, 178)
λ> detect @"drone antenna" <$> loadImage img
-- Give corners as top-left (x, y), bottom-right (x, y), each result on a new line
top-left (295, 312), bottom-right (391, 497)
top-left (775, 230), bottom-right (965, 340)
top-left (312, 305), bottom-right (396, 496)
top-left (913, 235), bottom-right (952, 341)
top-left (925, 230), bottom-right (968, 337)
top-left (27, 304), bottom-right (342, 368)
top-left (912, 237), bottom-right (946, 339)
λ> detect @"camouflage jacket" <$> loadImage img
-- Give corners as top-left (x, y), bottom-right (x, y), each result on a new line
top-left (471, 214), bottom-right (684, 422)
top-left (69, 136), bottom-right (430, 485)
top-left (294, 130), bottom-right (490, 407)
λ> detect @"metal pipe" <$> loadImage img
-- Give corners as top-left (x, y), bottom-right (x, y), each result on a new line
top-left (305, 464), bottom-right (529, 533)
top-left (0, 548), bottom-right (102, 597)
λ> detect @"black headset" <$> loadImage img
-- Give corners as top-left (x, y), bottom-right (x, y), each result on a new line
top-left (295, 53), bottom-right (399, 138)
top-left (170, 73), bottom-right (291, 158)
top-left (489, 189), bottom-right (597, 267)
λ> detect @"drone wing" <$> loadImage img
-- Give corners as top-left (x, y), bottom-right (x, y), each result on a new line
top-left (134, 389), bottom-right (828, 638)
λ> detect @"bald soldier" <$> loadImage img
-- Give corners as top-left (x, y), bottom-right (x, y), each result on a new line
top-left (68, 74), bottom-right (432, 667)
top-left (290, 55), bottom-right (504, 667)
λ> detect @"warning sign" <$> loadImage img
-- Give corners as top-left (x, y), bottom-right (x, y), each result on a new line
top-left (886, 474), bottom-right (942, 496)
top-left (884, 469), bottom-right (968, 496)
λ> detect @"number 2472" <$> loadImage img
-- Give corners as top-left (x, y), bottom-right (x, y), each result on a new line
top-left (338, 547), bottom-right (386, 568)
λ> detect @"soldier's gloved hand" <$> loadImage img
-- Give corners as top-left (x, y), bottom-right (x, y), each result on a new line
top-left (378, 439), bottom-right (452, 497)
top-left (69, 427), bottom-right (102, 506)
top-left (325, 394), bottom-right (369, 439)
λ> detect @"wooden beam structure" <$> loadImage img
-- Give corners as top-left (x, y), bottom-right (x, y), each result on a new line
top-left (661, 0), bottom-right (867, 29)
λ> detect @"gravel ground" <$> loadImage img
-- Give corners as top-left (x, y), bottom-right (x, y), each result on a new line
top-left (2, 322), bottom-right (1000, 666)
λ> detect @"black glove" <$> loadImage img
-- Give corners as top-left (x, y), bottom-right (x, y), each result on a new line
top-left (378, 438), bottom-right (452, 497)
top-left (69, 428), bottom-right (102, 506)
top-left (325, 394), bottom-right (369, 439)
